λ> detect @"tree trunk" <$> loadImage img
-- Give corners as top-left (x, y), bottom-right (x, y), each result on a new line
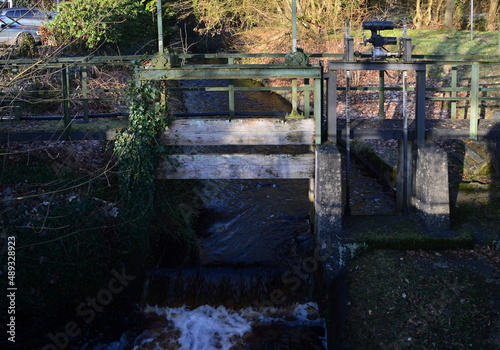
top-left (443, 0), bottom-right (455, 29)
top-left (413, 0), bottom-right (423, 29)
top-left (486, 0), bottom-right (499, 31)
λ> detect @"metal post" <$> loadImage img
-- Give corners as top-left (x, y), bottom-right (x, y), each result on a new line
top-left (451, 65), bottom-right (457, 119)
top-left (345, 70), bottom-right (351, 215)
top-left (470, 0), bottom-right (474, 41)
top-left (292, 78), bottom-right (298, 111)
top-left (314, 77), bottom-right (322, 144)
top-left (228, 57), bottom-right (235, 118)
top-left (402, 70), bottom-right (409, 215)
top-left (470, 62), bottom-right (479, 139)
top-left (327, 70), bottom-right (337, 143)
top-left (292, 0), bottom-right (297, 52)
top-left (415, 68), bottom-right (426, 147)
top-left (379, 70), bottom-right (385, 118)
top-left (81, 63), bottom-right (89, 122)
top-left (304, 80), bottom-right (311, 118)
top-left (228, 82), bottom-right (235, 119)
top-left (12, 66), bottom-right (21, 120)
top-left (157, 0), bottom-right (164, 53)
top-left (62, 65), bottom-right (71, 140)
top-left (344, 21), bottom-right (354, 61)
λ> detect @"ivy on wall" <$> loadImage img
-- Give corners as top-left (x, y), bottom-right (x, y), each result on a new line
top-left (114, 74), bottom-right (171, 258)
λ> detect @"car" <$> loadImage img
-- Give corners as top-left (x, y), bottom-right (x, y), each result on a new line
top-left (0, 7), bottom-right (56, 27)
top-left (0, 16), bottom-right (41, 45)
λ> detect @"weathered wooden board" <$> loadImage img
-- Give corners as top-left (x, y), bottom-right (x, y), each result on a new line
top-left (157, 153), bottom-right (315, 179)
top-left (138, 64), bottom-right (322, 80)
top-left (162, 118), bottom-right (315, 145)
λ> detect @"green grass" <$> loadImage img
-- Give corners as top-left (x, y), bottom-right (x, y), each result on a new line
top-left (346, 29), bottom-right (500, 56)
top-left (348, 249), bottom-right (499, 349)
top-left (408, 29), bottom-right (500, 56)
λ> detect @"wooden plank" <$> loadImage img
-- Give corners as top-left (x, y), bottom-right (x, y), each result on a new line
top-left (156, 153), bottom-right (315, 179)
top-left (162, 118), bottom-right (315, 145)
top-left (138, 65), bottom-right (322, 80)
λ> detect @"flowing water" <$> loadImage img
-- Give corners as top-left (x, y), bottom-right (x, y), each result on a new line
top-left (23, 74), bottom-right (395, 350)
top-left (123, 77), bottom-right (395, 349)
top-left (128, 78), bottom-right (327, 349)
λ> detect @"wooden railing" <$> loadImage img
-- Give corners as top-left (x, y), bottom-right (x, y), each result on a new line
top-left (0, 53), bottom-right (499, 141)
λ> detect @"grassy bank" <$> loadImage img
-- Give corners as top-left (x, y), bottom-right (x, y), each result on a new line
top-left (347, 248), bottom-right (499, 349)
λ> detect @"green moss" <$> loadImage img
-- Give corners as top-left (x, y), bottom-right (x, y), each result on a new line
top-left (345, 216), bottom-right (473, 250)
top-left (475, 161), bottom-right (495, 176)
top-left (285, 109), bottom-right (305, 119)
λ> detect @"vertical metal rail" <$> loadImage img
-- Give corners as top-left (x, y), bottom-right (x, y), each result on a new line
top-left (11, 66), bottom-right (21, 120)
top-left (304, 79), bottom-right (311, 118)
top-left (61, 65), bottom-right (71, 140)
top-left (228, 82), bottom-right (235, 119)
top-left (291, 79), bottom-right (298, 112)
top-left (319, 61), bottom-right (326, 143)
top-left (157, 0), bottom-right (164, 53)
top-left (81, 61), bottom-right (89, 122)
top-left (314, 77), bottom-right (322, 145)
top-left (327, 71), bottom-right (337, 143)
top-left (415, 67), bottom-right (426, 146)
top-left (228, 56), bottom-right (235, 119)
top-left (402, 70), bottom-right (409, 215)
top-left (470, 62), bottom-right (479, 139)
top-left (379, 70), bottom-right (385, 118)
top-left (451, 65), bottom-right (457, 119)
top-left (345, 70), bottom-right (351, 215)
top-left (291, 0), bottom-right (297, 52)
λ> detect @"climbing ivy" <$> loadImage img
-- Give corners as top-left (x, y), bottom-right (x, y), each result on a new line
top-left (114, 75), bottom-right (170, 258)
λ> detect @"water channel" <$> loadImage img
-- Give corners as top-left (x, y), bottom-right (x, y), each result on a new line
top-left (114, 77), bottom-right (395, 349)
top-left (24, 74), bottom-right (395, 349)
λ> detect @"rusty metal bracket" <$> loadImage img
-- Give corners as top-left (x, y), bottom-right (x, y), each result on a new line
top-left (285, 48), bottom-right (308, 66)
top-left (151, 52), bottom-right (179, 68)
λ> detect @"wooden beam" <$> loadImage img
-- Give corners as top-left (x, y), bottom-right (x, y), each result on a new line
top-left (156, 153), bottom-right (315, 179)
top-left (137, 65), bottom-right (322, 80)
top-left (162, 118), bottom-right (315, 145)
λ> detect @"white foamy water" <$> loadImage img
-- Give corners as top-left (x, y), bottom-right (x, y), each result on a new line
top-left (126, 302), bottom-right (325, 350)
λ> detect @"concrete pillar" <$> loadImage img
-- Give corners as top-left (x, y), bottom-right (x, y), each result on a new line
top-left (314, 145), bottom-right (343, 287)
top-left (314, 145), bottom-right (347, 350)
top-left (413, 143), bottom-right (451, 236)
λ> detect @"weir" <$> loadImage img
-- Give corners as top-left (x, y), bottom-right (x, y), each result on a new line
top-left (134, 21), bottom-right (500, 349)
top-left (136, 61), bottom-right (427, 350)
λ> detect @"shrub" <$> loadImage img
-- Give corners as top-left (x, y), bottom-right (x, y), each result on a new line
top-left (46, 0), bottom-right (151, 50)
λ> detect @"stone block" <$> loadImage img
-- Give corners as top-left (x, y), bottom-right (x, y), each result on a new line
top-left (413, 143), bottom-right (451, 236)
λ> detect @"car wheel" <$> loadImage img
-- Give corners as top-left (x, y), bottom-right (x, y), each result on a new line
top-left (16, 32), bottom-right (35, 46)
